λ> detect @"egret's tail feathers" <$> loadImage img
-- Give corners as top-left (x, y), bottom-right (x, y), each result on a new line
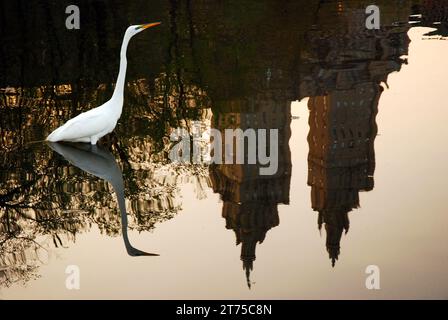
top-left (46, 126), bottom-right (66, 142)
top-left (46, 130), bottom-right (58, 142)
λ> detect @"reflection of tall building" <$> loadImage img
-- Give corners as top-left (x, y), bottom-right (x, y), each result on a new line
top-left (209, 94), bottom-right (291, 287)
top-left (307, 83), bottom-right (380, 266)
top-left (302, 2), bottom-right (411, 266)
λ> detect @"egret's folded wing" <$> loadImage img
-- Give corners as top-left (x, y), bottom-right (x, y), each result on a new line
top-left (48, 113), bottom-right (109, 141)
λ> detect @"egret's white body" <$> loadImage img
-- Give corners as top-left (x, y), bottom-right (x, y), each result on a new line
top-left (47, 100), bottom-right (119, 144)
top-left (46, 22), bottom-right (161, 144)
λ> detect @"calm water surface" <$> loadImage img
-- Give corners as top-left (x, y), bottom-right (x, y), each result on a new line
top-left (1, 0), bottom-right (447, 299)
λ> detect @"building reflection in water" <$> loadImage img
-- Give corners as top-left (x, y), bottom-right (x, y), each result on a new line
top-left (307, 84), bottom-right (380, 267)
top-left (209, 94), bottom-right (292, 288)
top-left (210, 0), bottom-right (412, 280)
top-left (301, 2), bottom-right (410, 266)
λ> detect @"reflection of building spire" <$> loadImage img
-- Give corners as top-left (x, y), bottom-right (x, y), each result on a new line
top-left (318, 210), bottom-right (349, 267)
top-left (243, 261), bottom-right (253, 289)
top-left (225, 203), bottom-right (274, 289)
top-left (240, 232), bottom-right (257, 289)
top-left (242, 257), bottom-right (254, 289)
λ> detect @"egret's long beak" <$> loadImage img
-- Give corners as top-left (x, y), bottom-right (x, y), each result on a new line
top-left (137, 22), bottom-right (161, 30)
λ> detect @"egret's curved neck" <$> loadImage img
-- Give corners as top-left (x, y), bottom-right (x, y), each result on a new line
top-left (111, 32), bottom-right (132, 105)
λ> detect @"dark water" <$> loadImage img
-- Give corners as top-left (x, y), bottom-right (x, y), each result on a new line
top-left (1, 0), bottom-right (448, 299)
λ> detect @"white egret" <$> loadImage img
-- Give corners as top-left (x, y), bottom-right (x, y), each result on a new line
top-left (46, 22), bottom-right (161, 145)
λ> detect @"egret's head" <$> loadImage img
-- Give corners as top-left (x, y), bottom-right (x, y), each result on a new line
top-left (127, 22), bottom-right (161, 37)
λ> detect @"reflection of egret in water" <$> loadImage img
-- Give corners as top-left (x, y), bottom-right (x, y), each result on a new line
top-left (47, 142), bottom-right (158, 257)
